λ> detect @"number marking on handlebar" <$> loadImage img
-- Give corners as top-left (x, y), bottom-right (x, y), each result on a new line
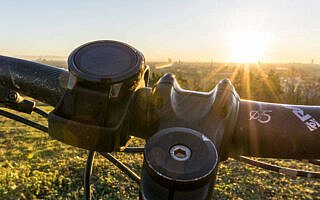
top-left (249, 110), bottom-right (272, 124)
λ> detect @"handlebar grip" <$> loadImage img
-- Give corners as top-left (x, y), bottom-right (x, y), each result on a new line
top-left (233, 100), bottom-right (320, 159)
top-left (0, 55), bottom-right (68, 106)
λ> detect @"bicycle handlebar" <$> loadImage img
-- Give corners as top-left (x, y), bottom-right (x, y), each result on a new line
top-left (0, 55), bottom-right (68, 106)
top-left (0, 55), bottom-right (319, 159)
top-left (233, 100), bottom-right (320, 159)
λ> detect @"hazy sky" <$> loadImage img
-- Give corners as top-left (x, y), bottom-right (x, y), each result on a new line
top-left (1, 0), bottom-right (320, 62)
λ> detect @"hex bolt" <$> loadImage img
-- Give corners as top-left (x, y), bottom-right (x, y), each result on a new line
top-left (8, 92), bottom-right (18, 101)
top-left (170, 144), bottom-right (191, 161)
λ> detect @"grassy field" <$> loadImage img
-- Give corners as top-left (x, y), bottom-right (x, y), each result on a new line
top-left (0, 106), bottom-right (319, 199)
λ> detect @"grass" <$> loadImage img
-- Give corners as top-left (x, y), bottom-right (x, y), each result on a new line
top-left (0, 106), bottom-right (319, 199)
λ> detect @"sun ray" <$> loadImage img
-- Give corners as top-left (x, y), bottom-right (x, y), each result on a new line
top-left (229, 64), bottom-right (241, 83)
top-left (255, 63), bottom-right (282, 102)
top-left (244, 64), bottom-right (252, 100)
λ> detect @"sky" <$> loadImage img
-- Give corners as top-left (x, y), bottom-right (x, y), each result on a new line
top-left (0, 0), bottom-right (320, 63)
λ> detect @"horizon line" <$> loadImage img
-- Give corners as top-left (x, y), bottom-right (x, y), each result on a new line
top-left (3, 54), bottom-right (320, 65)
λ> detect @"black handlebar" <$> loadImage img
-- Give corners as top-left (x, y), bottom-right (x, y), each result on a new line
top-left (233, 100), bottom-right (320, 159)
top-left (0, 55), bottom-right (319, 160)
top-left (0, 55), bottom-right (68, 106)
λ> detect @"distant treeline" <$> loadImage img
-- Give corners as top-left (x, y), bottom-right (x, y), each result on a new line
top-left (149, 63), bottom-right (320, 105)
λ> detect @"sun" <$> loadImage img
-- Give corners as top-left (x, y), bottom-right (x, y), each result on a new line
top-left (228, 31), bottom-right (271, 63)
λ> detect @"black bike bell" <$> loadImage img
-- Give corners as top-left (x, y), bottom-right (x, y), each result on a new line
top-left (142, 127), bottom-right (218, 190)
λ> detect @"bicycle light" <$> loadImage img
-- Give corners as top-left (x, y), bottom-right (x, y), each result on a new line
top-left (48, 40), bottom-right (149, 152)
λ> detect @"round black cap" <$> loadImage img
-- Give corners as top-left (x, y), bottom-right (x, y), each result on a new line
top-left (144, 127), bottom-right (218, 189)
top-left (68, 40), bottom-right (144, 83)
